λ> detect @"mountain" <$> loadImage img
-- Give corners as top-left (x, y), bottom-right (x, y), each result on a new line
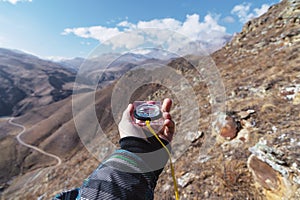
top-left (0, 48), bottom-right (175, 117)
top-left (0, 48), bottom-right (76, 117)
top-left (59, 51), bottom-right (175, 89)
top-left (1, 0), bottom-right (299, 199)
top-left (57, 57), bottom-right (85, 71)
top-left (56, 49), bottom-right (177, 72)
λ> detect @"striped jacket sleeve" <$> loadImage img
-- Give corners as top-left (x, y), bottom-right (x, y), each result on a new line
top-left (53, 136), bottom-right (169, 200)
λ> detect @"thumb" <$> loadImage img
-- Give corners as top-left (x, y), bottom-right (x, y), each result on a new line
top-left (121, 104), bottom-right (134, 122)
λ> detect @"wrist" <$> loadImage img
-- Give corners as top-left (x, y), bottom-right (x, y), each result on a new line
top-left (119, 136), bottom-right (170, 153)
top-left (119, 136), bottom-right (171, 177)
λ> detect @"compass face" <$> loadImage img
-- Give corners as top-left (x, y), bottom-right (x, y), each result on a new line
top-left (134, 103), bottom-right (162, 121)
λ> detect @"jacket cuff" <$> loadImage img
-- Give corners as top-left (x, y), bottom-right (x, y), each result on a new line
top-left (119, 136), bottom-right (171, 178)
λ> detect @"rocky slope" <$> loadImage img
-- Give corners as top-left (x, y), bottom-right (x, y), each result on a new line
top-left (0, 0), bottom-right (299, 199)
top-left (158, 0), bottom-right (299, 199)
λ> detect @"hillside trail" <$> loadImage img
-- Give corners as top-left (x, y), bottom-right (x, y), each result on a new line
top-left (7, 117), bottom-right (64, 197)
top-left (3, 118), bottom-right (64, 198)
top-left (9, 117), bottom-right (62, 167)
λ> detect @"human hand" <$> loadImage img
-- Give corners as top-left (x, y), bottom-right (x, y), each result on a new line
top-left (118, 98), bottom-right (175, 143)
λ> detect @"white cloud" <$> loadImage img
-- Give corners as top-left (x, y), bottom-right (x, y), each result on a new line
top-left (231, 3), bottom-right (252, 23)
top-left (231, 3), bottom-right (270, 23)
top-left (106, 31), bottom-right (145, 49)
top-left (179, 14), bottom-right (226, 41)
top-left (1, 0), bottom-right (32, 4)
top-left (117, 21), bottom-right (136, 30)
top-left (137, 18), bottom-right (182, 30)
top-left (62, 26), bottom-right (121, 43)
top-left (62, 13), bottom-right (230, 53)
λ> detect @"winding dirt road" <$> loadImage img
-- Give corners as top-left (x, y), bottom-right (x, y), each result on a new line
top-left (8, 117), bottom-right (62, 167)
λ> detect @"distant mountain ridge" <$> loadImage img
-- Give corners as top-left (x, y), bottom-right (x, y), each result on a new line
top-left (56, 57), bottom-right (85, 71)
top-left (55, 48), bottom-right (180, 72)
top-left (0, 48), bottom-right (177, 117)
top-left (0, 48), bottom-right (76, 116)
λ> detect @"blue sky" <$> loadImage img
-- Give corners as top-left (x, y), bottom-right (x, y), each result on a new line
top-left (0, 0), bottom-right (279, 59)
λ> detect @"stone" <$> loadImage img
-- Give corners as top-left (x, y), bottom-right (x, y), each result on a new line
top-left (219, 116), bottom-right (238, 140)
top-left (241, 119), bottom-right (255, 128)
top-left (238, 109), bottom-right (255, 119)
top-left (236, 128), bottom-right (249, 143)
top-left (249, 139), bottom-right (288, 177)
top-left (247, 139), bottom-right (300, 199)
top-left (248, 154), bottom-right (296, 200)
top-left (185, 131), bottom-right (203, 143)
top-left (237, 111), bottom-right (249, 119)
top-left (162, 184), bottom-right (171, 192)
top-left (280, 84), bottom-right (300, 101)
top-left (178, 172), bottom-right (194, 188)
top-left (248, 155), bottom-right (279, 190)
